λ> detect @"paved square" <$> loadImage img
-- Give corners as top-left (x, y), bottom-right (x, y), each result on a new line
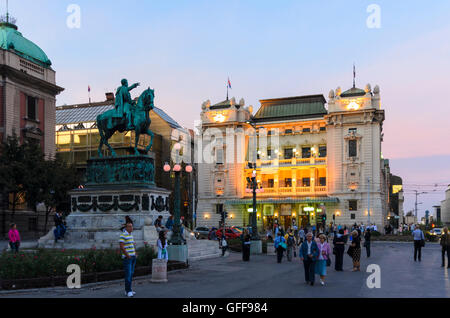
top-left (2, 242), bottom-right (449, 298)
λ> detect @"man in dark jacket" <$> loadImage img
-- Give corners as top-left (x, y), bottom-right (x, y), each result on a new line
top-left (441, 227), bottom-right (450, 268)
top-left (299, 232), bottom-right (319, 285)
top-left (364, 228), bottom-right (371, 257)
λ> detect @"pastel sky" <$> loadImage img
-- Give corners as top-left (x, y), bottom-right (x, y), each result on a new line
top-left (9, 0), bottom-right (450, 219)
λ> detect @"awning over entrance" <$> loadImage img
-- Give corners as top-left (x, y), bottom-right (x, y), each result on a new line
top-left (224, 197), bottom-right (339, 205)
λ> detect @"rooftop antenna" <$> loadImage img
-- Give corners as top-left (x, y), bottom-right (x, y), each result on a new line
top-left (353, 63), bottom-right (356, 88)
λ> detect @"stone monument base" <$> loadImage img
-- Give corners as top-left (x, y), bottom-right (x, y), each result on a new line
top-left (250, 240), bottom-right (262, 254)
top-left (167, 244), bottom-right (188, 263)
top-left (38, 185), bottom-right (171, 249)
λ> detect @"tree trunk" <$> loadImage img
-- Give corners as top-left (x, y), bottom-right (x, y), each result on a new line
top-left (1, 192), bottom-right (6, 238)
top-left (44, 206), bottom-right (50, 232)
top-left (11, 192), bottom-right (16, 222)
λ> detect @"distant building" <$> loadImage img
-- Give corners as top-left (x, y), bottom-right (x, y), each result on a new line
top-left (437, 186), bottom-right (450, 226)
top-left (0, 17), bottom-right (64, 238)
top-left (404, 211), bottom-right (417, 225)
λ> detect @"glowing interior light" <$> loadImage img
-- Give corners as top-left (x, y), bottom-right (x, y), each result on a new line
top-left (347, 100), bottom-right (360, 110)
top-left (213, 113), bottom-right (226, 122)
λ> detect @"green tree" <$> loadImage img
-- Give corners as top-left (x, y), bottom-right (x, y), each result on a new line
top-left (38, 156), bottom-right (80, 231)
top-left (0, 133), bottom-right (28, 236)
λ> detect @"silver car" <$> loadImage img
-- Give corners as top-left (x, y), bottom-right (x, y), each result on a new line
top-left (194, 226), bottom-right (210, 239)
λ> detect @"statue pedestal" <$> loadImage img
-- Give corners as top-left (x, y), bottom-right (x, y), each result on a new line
top-left (250, 240), bottom-right (262, 254)
top-left (167, 244), bottom-right (188, 263)
top-left (38, 154), bottom-right (172, 250)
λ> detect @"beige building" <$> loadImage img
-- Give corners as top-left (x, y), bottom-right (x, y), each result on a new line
top-left (438, 186), bottom-right (450, 226)
top-left (196, 83), bottom-right (394, 232)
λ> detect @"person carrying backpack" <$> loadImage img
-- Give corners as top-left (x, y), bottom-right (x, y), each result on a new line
top-left (274, 232), bottom-right (286, 263)
top-left (286, 229), bottom-right (296, 261)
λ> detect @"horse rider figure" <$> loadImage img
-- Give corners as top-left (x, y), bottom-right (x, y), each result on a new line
top-left (114, 79), bottom-right (140, 130)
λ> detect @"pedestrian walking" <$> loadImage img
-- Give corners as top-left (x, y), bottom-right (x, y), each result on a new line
top-left (119, 220), bottom-right (137, 297)
top-left (299, 232), bottom-right (319, 286)
top-left (364, 228), bottom-right (371, 257)
top-left (299, 227), bottom-right (305, 244)
top-left (315, 234), bottom-right (331, 286)
top-left (157, 230), bottom-right (168, 260)
top-left (220, 236), bottom-right (228, 257)
top-left (333, 229), bottom-right (346, 271)
top-left (412, 225), bottom-right (425, 262)
top-left (274, 232), bottom-right (286, 263)
top-left (8, 223), bottom-right (20, 254)
top-left (286, 230), bottom-right (296, 261)
top-left (440, 227), bottom-right (450, 268)
top-left (349, 230), bottom-right (361, 271)
top-left (242, 229), bottom-right (251, 261)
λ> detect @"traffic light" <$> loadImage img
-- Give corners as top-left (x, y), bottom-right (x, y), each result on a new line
top-left (220, 211), bottom-right (228, 222)
top-left (321, 214), bottom-right (326, 223)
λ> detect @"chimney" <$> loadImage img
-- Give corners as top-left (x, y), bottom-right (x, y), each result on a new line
top-left (105, 92), bottom-right (114, 101)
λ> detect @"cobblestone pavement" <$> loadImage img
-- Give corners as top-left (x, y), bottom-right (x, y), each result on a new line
top-left (1, 242), bottom-right (449, 298)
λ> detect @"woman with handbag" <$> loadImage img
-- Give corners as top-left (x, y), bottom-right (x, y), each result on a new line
top-left (350, 230), bottom-right (361, 271)
top-left (274, 232), bottom-right (286, 263)
top-left (315, 234), bottom-right (331, 286)
top-left (333, 229), bottom-right (346, 271)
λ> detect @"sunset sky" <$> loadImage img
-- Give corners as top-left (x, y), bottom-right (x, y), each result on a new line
top-left (10, 0), bottom-right (450, 219)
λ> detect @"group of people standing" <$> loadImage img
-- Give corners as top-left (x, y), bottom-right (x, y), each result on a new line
top-left (270, 225), bottom-right (373, 286)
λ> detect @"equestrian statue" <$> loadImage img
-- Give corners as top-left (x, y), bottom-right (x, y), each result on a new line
top-left (96, 79), bottom-right (155, 157)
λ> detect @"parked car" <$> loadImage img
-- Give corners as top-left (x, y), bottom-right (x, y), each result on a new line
top-left (230, 226), bottom-right (244, 233)
top-left (430, 228), bottom-right (443, 236)
top-left (193, 226), bottom-right (210, 239)
top-left (216, 227), bottom-right (242, 239)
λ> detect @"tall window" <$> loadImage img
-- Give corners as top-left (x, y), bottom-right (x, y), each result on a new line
top-left (267, 149), bottom-right (272, 158)
top-left (216, 204), bottom-right (224, 214)
top-left (268, 179), bottom-right (274, 188)
top-left (319, 146), bottom-right (327, 158)
top-left (349, 200), bottom-right (358, 211)
top-left (216, 148), bottom-right (224, 164)
top-left (284, 148), bottom-right (293, 159)
top-left (319, 177), bottom-right (327, 186)
top-left (302, 178), bottom-right (310, 187)
top-left (27, 96), bottom-right (37, 120)
top-left (284, 178), bottom-right (292, 187)
top-left (349, 140), bottom-right (357, 157)
top-left (302, 147), bottom-right (311, 158)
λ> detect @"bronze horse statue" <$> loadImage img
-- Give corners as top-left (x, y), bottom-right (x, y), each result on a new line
top-left (96, 88), bottom-right (155, 157)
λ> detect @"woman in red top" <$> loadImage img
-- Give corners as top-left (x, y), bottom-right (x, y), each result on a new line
top-left (8, 223), bottom-right (21, 254)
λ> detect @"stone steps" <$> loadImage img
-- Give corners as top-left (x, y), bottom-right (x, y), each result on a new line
top-left (187, 239), bottom-right (222, 261)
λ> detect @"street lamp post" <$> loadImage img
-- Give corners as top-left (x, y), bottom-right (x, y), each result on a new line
top-left (164, 162), bottom-right (193, 261)
top-left (245, 118), bottom-right (262, 253)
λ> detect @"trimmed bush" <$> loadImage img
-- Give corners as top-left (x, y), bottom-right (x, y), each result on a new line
top-left (0, 245), bottom-right (156, 280)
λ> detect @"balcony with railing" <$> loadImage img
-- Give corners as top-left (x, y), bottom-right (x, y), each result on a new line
top-left (244, 184), bottom-right (327, 197)
top-left (253, 157), bottom-right (326, 169)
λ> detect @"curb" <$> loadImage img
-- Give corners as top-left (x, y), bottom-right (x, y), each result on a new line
top-left (0, 267), bottom-right (189, 296)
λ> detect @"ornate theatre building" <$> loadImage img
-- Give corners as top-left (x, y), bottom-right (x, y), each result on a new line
top-left (196, 83), bottom-right (393, 231)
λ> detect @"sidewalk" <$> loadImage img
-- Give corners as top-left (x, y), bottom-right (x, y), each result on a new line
top-left (0, 240), bottom-right (38, 252)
